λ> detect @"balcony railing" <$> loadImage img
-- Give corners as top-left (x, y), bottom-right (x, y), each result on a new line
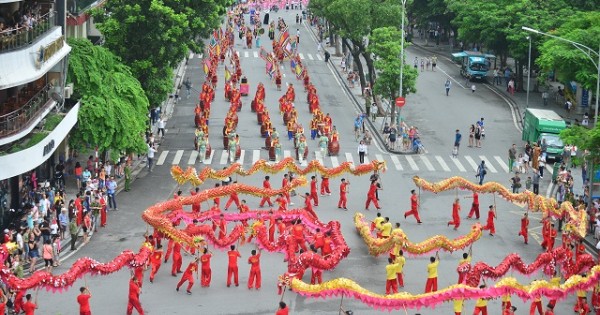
top-left (0, 12), bottom-right (56, 53)
top-left (0, 84), bottom-right (54, 138)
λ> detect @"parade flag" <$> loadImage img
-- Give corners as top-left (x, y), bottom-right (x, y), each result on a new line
top-left (290, 58), bottom-right (296, 72)
top-left (278, 27), bottom-right (290, 47)
top-left (259, 47), bottom-right (270, 61)
top-left (224, 66), bottom-right (231, 81)
top-left (295, 64), bottom-right (303, 79)
top-left (203, 60), bottom-right (209, 74)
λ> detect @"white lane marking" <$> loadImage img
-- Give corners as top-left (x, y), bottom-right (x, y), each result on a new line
top-left (479, 156), bottom-right (498, 173)
top-left (284, 150), bottom-right (291, 159)
top-left (464, 156), bottom-right (479, 171)
top-left (546, 164), bottom-right (553, 175)
top-left (238, 150), bottom-right (246, 164)
top-left (219, 150), bottom-right (228, 164)
top-left (494, 156), bottom-right (510, 173)
top-left (252, 149), bottom-right (261, 165)
top-left (435, 156), bottom-right (451, 172)
top-left (299, 53), bottom-right (305, 60)
top-left (204, 150), bottom-right (215, 164)
top-left (331, 156), bottom-right (339, 167)
top-left (449, 156), bottom-right (467, 172)
top-left (437, 66), bottom-right (466, 89)
top-left (316, 54), bottom-right (322, 61)
top-left (172, 150), bottom-right (184, 165)
top-left (484, 84), bottom-right (522, 132)
top-left (244, 51), bottom-right (249, 58)
top-left (156, 150), bottom-right (169, 166)
top-left (421, 156), bottom-right (435, 171)
top-left (315, 150), bottom-right (324, 165)
top-left (390, 155), bottom-right (403, 170)
top-left (188, 150), bottom-right (198, 165)
top-left (307, 53), bottom-right (314, 60)
top-left (253, 51), bottom-right (258, 58)
top-left (188, 52), bottom-right (194, 59)
top-left (405, 156), bottom-right (419, 171)
top-left (345, 152), bottom-right (354, 164)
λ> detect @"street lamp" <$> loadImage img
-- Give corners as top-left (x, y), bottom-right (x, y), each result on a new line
top-left (526, 35), bottom-right (531, 108)
top-left (397, 0), bottom-right (407, 128)
top-left (522, 26), bottom-right (600, 126)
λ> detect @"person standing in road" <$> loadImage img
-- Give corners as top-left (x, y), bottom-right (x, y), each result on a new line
top-left (510, 173), bottom-right (521, 193)
top-left (106, 176), bottom-right (118, 211)
top-left (445, 79), bottom-right (451, 96)
top-left (69, 217), bottom-right (79, 251)
top-left (454, 129), bottom-right (462, 156)
top-left (508, 144), bottom-right (517, 172)
top-left (358, 140), bottom-right (368, 164)
top-left (259, 176), bottom-right (274, 207)
top-left (538, 155), bottom-right (546, 179)
top-left (147, 143), bottom-right (157, 172)
top-left (532, 170), bottom-right (540, 194)
top-left (200, 247), bottom-right (213, 287)
top-left (77, 287), bottom-right (92, 315)
top-left (247, 249), bottom-right (262, 289)
top-left (338, 178), bottom-right (349, 210)
top-left (519, 213), bottom-right (529, 244)
top-left (365, 179), bottom-right (381, 211)
top-left (447, 198), bottom-right (461, 230)
top-left (476, 161), bottom-right (487, 185)
top-left (226, 245), bottom-right (241, 287)
top-left (404, 190), bottom-right (422, 224)
top-left (276, 301), bottom-right (289, 315)
top-left (126, 275), bottom-right (144, 315)
top-left (465, 191), bottom-right (480, 219)
top-left (176, 257), bottom-right (199, 295)
top-left (424, 252), bottom-right (440, 293)
top-left (482, 205), bottom-right (497, 236)
top-left (385, 257), bottom-right (399, 295)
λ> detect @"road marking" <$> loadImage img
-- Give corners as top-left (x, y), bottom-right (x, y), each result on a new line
top-left (390, 155), bottom-right (403, 170)
top-left (345, 153), bottom-right (354, 164)
top-left (253, 51), bottom-right (258, 58)
top-left (307, 53), bottom-right (314, 60)
top-left (331, 156), bottom-right (339, 168)
top-left (375, 154), bottom-right (384, 164)
top-left (238, 149), bottom-right (245, 164)
top-left (299, 53), bottom-right (305, 59)
top-left (244, 51), bottom-right (249, 58)
top-left (546, 164), bottom-right (553, 175)
top-left (188, 52), bottom-right (194, 59)
top-left (494, 156), bottom-right (510, 173)
top-left (483, 84), bottom-right (522, 132)
top-left (173, 150), bottom-right (184, 165)
top-left (449, 156), bottom-right (467, 172)
top-left (156, 150), bottom-right (168, 166)
top-left (252, 149), bottom-right (261, 164)
top-left (204, 150), bottom-right (215, 164)
top-left (479, 156), bottom-right (497, 173)
top-left (464, 155), bottom-right (479, 171)
top-left (219, 150), bottom-right (228, 164)
top-left (437, 66), bottom-right (466, 89)
top-left (188, 150), bottom-right (198, 165)
top-left (316, 54), bottom-right (322, 61)
top-left (284, 150), bottom-right (291, 159)
top-left (405, 156), bottom-right (419, 171)
top-left (315, 150), bottom-right (324, 164)
top-left (435, 156), bottom-right (451, 172)
top-left (420, 156), bottom-right (435, 171)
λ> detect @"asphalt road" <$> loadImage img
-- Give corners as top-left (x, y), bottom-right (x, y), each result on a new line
top-left (34, 9), bottom-right (582, 315)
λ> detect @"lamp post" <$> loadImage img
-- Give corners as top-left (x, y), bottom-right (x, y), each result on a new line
top-left (526, 35), bottom-right (531, 108)
top-left (396, 0), bottom-right (407, 128)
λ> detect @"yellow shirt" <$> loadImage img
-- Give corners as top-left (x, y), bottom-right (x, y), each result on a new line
top-left (381, 222), bottom-right (392, 237)
top-left (391, 243), bottom-right (401, 257)
top-left (373, 217), bottom-right (385, 230)
top-left (577, 290), bottom-right (587, 298)
top-left (550, 277), bottom-right (561, 286)
top-left (502, 295), bottom-right (511, 302)
top-left (453, 299), bottom-right (464, 312)
top-left (386, 263), bottom-right (399, 280)
top-left (395, 256), bottom-right (406, 273)
top-left (475, 298), bottom-right (488, 307)
top-left (459, 256), bottom-right (471, 264)
top-left (427, 260), bottom-right (439, 278)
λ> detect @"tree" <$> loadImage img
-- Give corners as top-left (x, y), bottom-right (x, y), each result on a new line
top-left (67, 39), bottom-right (149, 157)
top-left (93, 0), bottom-right (230, 107)
top-left (536, 11), bottom-right (600, 92)
top-left (368, 27), bottom-right (418, 126)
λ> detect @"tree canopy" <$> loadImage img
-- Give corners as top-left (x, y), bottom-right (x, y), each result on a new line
top-left (67, 39), bottom-right (149, 156)
top-left (92, 0), bottom-right (231, 107)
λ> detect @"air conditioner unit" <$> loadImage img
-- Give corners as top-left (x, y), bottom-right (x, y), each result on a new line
top-left (64, 84), bottom-right (74, 99)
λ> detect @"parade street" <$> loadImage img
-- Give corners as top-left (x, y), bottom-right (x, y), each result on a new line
top-left (35, 9), bottom-right (580, 315)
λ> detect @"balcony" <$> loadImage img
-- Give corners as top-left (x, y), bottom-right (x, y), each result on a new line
top-left (67, 0), bottom-right (106, 15)
top-left (0, 11), bottom-right (56, 53)
top-left (0, 83), bottom-right (56, 145)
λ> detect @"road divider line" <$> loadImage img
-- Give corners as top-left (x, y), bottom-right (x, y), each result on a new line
top-left (463, 155), bottom-right (479, 171)
top-left (187, 150), bottom-right (198, 165)
top-left (479, 156), bottom-right (498, 173)
top-left (405, 156), bottom-right (419, 171)
top-left (156, 151), bottom-right (169, 166)
top-left (253, 51), bottom-right (258, 58)
top-left (252, 150), bottom-right (261, 165)
top-left (244, 51), bottom-right (249, 58)
top-left (308, 53), bottom-right (314, 60)
top-left (316, 54), bottom-right (322, 61)
top-left (299, 53), bottom-right (305, 59)
top-left (435, 156), bottom-right (451, 172)
top-left (219, 150), bottom-right (228, 164)
top-left (331, 156), bottom-right (339, 168)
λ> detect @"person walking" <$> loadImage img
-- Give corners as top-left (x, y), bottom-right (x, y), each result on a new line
top-left (465, 191), bottom-right (480, 219)
top-left (365, 179), bottom-right (381, 211)
top-left (385, 257), bottom-right (399, 295)
top-left (508, 144), bottom-right (517, 172)
top-left (69, 217), bottom-right (79, 251)
top-left (447, 198), bottom-right (461, 230)
top-left (176, 257), bottom-right (199, 295)
top-left (403, 190), bottom-right (422, 224)
top-left (424, 252), bottom-right (440, 293)
top-left (519, 213), bottom-right (529, 244)
top-left (126, 275), bottom-right (144, 315)
top-left (77, 287), bottom-right (92, 315)
top-left (482, 205), bottom-right (497, 236)
top-left (476, 161), bottom-right (487, 185)
top-left (259, 176), bottom-right (274, 207)
top-left (510, 173), bottom-right (522, 193)
top-left (338, 178), bottom-right (349, 210)
top-left (358, 140), bottom-right (368, 164)
top-left (106, 176), bottom-right (118, 210)
top-left (445, 79), bottom-right (451, 96)
top-left (454, 129), bottom-right (462, 156)
top-left (149, 244), bottom-right (163, 283)
top-left (200, 247), bottom-right (212, 287)
top-left (147, 144), bottom-right (157, 172)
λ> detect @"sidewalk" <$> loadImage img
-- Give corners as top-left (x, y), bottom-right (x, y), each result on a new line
top-left (410, 35), bottom-right (599, 256)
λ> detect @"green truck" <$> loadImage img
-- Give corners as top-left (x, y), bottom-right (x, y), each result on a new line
top-left (522, 108), bottom-right (566, 161)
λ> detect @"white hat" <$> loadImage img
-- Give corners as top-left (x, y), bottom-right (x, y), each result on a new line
top-left (3, 229), bottom-right (8, 233)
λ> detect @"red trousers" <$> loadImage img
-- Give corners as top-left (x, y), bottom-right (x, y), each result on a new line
top-left (467, 204), bottom-right (480, 219)
top-left (126, 297), bottom-right (144, 315)
top-left (171, 254), bottom-right (182, 275)
top-left (311, 191), bottom-right (319, 206)
top-left (227, 266), bottom-right (239, 286)
top-left (425, 277), bottom-right (438, 293)
top-left (519, 229), bottom-right (529, 244)
top-left (502, 301), bottom-right (512, 311)
top-left (164, 240), bottom-right (173, 262)
top-left (259, 197), bottom-right (273, 207)
top-left (320, 183), bottom-right (330, 195)
top-left (575, 296), bottom-right (586, 312)
top-left (225, 195), bottom-right (240, 209)
top-left (13, 299), bottom-right (23, 314)
top-left (530, 301), bottom-right (543, 315)
top-left (201, 267), bottom-right (211, 287)
top-left (284, 192), bottom-right (290, 204)
top-left (473, 306), bottom-right (487, 315)
top-left (547, 238), bottom-right (555, 251)
top-left (248, 268), bottom-right (261, 289)
top-left (386, 279), bottom-right (398, 294)
top-left (404, 208), bottom-right (421, 222)
top-left (365, 195), bottom-right (380, 210)
top-left (149, 262), bottom-right (161, 281)
top-left (100, 209), bottom-right (107, 227)
top-left (293, 237), bottom-right (308, 252)
top-left (311, 270), bottom-right (322, 284)
top-left (483, 222), bottom-right (495, 234)
top-left (397, 273), bottom-right (404, 287)
top-left (458, 273), bottom-right (465, 284)
top-left (177, 274), bottom-right (195, 292)
top-left (269, 226), bottom-right (275, 242)
top-left (338, 193), bottom-right (347, 208)
top-left (448, 216), bottom-right (460, 229)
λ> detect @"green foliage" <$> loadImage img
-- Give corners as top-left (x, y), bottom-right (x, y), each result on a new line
top-left (67, 38), bottom-right (149, 155)
top-left (92, 0), bottom-right (231, 106)
top-left (536, 11), bottom-right (600, 91)
top-left (44, 113), bottom-right (64, 131)
top-left (561, 125), bottom-right (600, 160)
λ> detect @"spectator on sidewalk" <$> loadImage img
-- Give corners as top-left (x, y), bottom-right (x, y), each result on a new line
top-left (147, 144), bottom-right (157, 172)
top-left (69, 218), bottom-right (79, 251)
top-left (106, 176), bottom-right (118, 211)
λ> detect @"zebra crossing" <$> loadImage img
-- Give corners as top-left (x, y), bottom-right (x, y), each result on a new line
top-left (154, 149), bottom-right (544, 174)
top-left (196, 51), bottom-right (323, 61)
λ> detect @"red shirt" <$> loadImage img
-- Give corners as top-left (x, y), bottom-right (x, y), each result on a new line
top-left (521, 217), bottom-right (529, 230)
top-left (248, 253), bottom-right (261, 270)
top-left (201, 253), bottom-right (212, 269)
top-left (282, 178), bottom-right (289, 188)
top-left (23, 301), bottom-right (36, 315)
top-left (150, 249), bottom-right (163, 265)
top-left (276, 306), bottom-right (289, 315)
top-left (292, 225), bottom-right (304, 239)
top-left (228, 250), bottom-right (241, 267)
top-left (263, 180), bottom-right (271, 189)
top-left (173, 242), bottom-right (182, 257)
top-left (411, 194), bottom-right (418, 209)
top-left (472, 192), bottom-right (479, 204)
top-left (340, 182), bottom-right (348, 195)
top-left (310, 180), bottom-right (317, 192)
top-left (77, 293), bottom-right (91, 312)
top-left (322, 237), bottom-right (333, 255)
top-left (487, 210), bottom-right (495, 223)
top-left (452, 203), bottom-right (460, 218)
top-left (184, 261), bottom-right (198, 276)
top-left (314, 232), bottom-right (324, 248)
top-left (368, 183), bottom-right (377, 197)
top-left (239, 204), bottom-right (250, 213)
